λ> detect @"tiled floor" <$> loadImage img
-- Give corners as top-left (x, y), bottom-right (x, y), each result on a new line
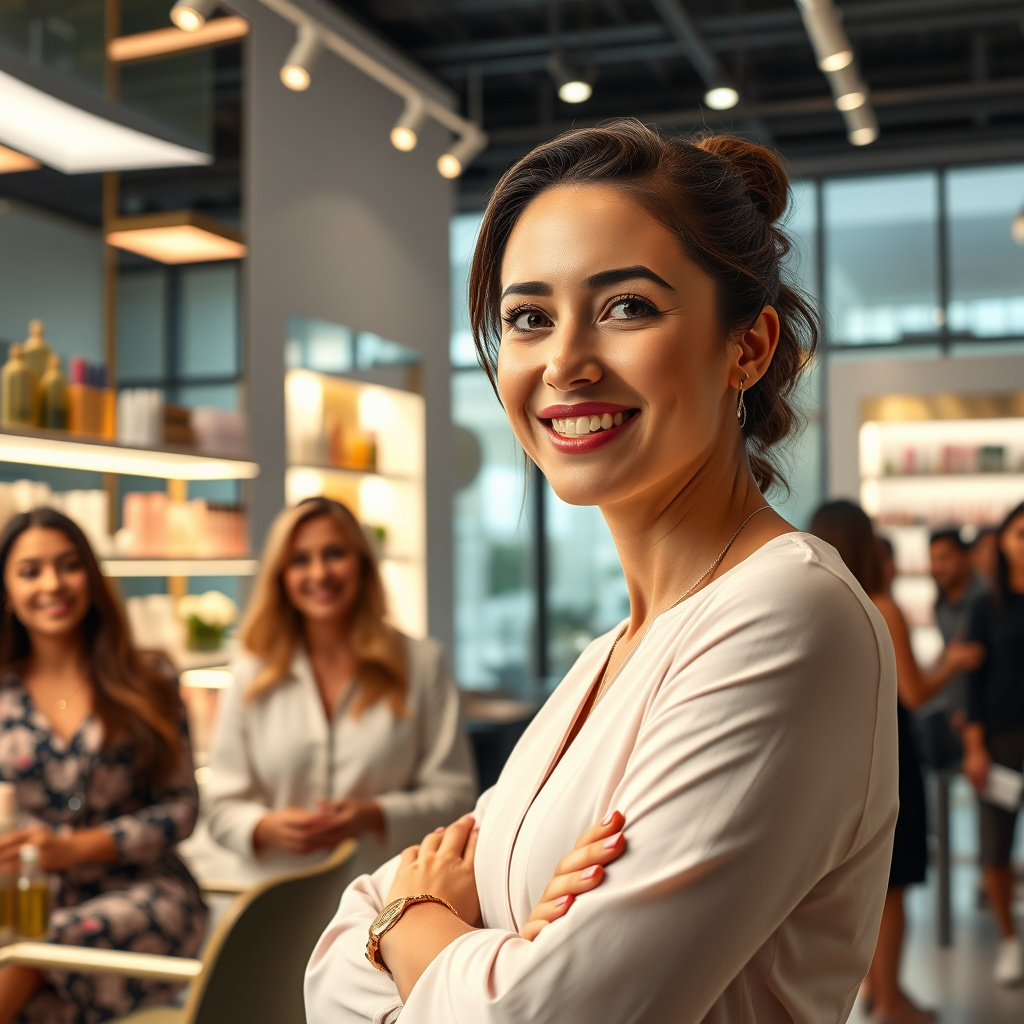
top-left (849, 776), bottom-right (1024, 1023)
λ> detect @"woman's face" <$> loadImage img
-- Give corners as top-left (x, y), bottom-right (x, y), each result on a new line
top-left (3, 527), bottom-right (91, 641)
top-left (999, 512), bottom-right (1024, 576)
top-left (496, 183), bottom-right (754, 508)
top-left (282, 514), bottom-right (362, 625)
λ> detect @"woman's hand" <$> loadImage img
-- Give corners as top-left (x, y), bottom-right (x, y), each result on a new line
top-left (940, 640), bottom-right (984, 675)
top-left (303, 799), bottom-right (385, 849)
top-left (963, 744), bottom-right (992, 792)
top-left (385, 814), bottom-right (480, 926)
top-left (521, 810), bottom-right (626, 941)
top-left (253, 807), bottom-right (324, 855)
top-left (0, 825), bottom-right (80, 874)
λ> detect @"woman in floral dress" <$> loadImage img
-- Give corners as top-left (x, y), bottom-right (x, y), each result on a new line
top-left (0, 508), bottom-right (206, 1024)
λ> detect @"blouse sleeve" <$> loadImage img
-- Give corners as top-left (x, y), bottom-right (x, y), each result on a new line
top-left (101, 704), bottom-right (200, 866)
top-left (306, 562), bottom-right (897, 1024)
top-left (965, 595), bottom-right (992, 727)
top-left (204, 658), bottom-right (271, 858)
top-left (372, 642), bottom-right (478, 853)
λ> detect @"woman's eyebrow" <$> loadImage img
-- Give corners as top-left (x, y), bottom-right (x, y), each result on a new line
top-left (583, 266), bottom-right (674, 291)
top-left (500, 281), bottom-right (553, 300)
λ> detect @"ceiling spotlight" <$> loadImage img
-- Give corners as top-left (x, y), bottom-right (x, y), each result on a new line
top-left (169, 0), bottom-right (218, 33)
top-left (845, 104), bottom-right (879, 147)
top-left (548, 54), bottom-right (593, 104)
top-left (390, 94), bottom-right (426, 152)
top-left (280, 22), bottom-right (323, 92)
top-left (437, 132), bottom-right (486, 180)
top-left (828, 63), bottom-right (867, 112)
top-left (704, 85), bottom-right (740, 111)
top-left (797, 1), bottom-right (854, 73)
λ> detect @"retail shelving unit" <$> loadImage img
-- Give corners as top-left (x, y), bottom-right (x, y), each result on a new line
top-left (859, 396), bottom-right (1024, 664)
top-left (285, 370), bottom-right (427, 638)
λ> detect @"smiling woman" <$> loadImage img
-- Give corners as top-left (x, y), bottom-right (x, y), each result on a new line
top-left (305, 120), bottom-right (899, 1024)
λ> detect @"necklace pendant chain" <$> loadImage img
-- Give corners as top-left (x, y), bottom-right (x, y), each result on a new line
top-left (595, 504), bottom-right (772, 705)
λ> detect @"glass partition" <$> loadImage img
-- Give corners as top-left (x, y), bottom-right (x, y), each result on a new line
top-left (823, 172), bottom-right (941, 345)
top-left (946, 163), bottom-right (1024, 340)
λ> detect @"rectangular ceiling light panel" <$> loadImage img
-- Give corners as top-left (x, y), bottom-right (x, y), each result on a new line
top-left (106, 212), bottom-right (247, 264)
top-left (0, 68), bottom-right (211, 173)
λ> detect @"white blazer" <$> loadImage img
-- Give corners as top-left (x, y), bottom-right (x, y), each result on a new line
top-left (305, 535), bottom-right (899, 1024)
top-left (204, 634), bottom-right (477, 880)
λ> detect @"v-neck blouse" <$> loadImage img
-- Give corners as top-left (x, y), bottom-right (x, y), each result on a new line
top-left (306, 534), bottom-right (899, 1024)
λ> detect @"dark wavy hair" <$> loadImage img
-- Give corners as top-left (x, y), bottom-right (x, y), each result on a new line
top-left (808, 500), bottom-right (884, 596)
top-left (993, 501), bottom-right (1024, 611)
top-left (468, 118), bottom-right (820, 493)
top-left (0, 507), bottom-right (183, 783)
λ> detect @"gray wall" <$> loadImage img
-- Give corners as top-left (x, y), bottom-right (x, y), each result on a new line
top-left (0, 200), bottom-right (103, 362)
top-left (827, 349), bottom-right (1024, 498)
top-left (238, 0), bottom-right (457, 656)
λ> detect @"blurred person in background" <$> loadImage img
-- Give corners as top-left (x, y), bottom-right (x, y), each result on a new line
top-left (204, 497), bottom-right (476, 882)
top-left (970, 527), bottom-right (999, 587)
top-left (916, 529), bottom-right (987, 768)
top-left (812, 502), bottom-right (975, 1024)
top-left (0, 508), bottom-right (205, 1023)
top-left (962, 500), bottom-right (1024, 986)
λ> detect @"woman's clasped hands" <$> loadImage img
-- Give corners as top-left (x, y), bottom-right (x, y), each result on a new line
top-left (253, 799), bottom-right (384, 855)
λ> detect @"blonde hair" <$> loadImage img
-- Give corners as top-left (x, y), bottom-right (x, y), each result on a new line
top-left (239, 498), bottom-right (408, 715)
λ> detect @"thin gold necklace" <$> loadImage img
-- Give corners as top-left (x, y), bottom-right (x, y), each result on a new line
top-left (592, 505), bottom-right (772, 707)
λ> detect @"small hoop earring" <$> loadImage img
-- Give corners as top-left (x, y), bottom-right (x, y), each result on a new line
top-left (736, 374), bottom-right (748, 430)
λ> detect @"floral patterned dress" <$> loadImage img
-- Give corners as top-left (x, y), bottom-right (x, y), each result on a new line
top-left (0, 674), bottom-right (208, 1024)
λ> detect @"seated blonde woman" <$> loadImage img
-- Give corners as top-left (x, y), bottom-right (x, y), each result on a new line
top-left (203, 497), bottom-right (477, 881)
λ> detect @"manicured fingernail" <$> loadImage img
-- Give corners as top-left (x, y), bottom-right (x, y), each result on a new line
top-left (433, 826), bottom-right (445, 833)
top-left (603, 832), bottom-right (622, 849)
top-left (581, 865), bottom-right (600, 880)
top-left (555, 894), bottom-right (572, 907)
top-left (601, 811), bottom-right (616, 826)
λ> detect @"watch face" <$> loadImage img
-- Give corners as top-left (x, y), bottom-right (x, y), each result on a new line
top-left (372, 898), bottom-right (406, 938)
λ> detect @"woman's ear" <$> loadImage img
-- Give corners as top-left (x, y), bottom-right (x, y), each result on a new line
top-left (730, 305), bottom-right (780, 388)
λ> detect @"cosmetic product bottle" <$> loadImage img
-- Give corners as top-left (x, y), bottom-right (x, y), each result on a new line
top-left (1, 345), bottom-right (37, 427)
top-left (21, 320), bottom-right (52, 387)
top-left (38, 354), bottom-right (68, 430)
top-left (16, 845), bottom-right (49, 939)
top-left (0, 784), bottom-right (17, 943)
top-left (67, 357), bottom-right (90, 435)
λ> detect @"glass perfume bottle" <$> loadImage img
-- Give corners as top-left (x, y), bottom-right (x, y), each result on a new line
top-left (16, 845), bottom-right (49, 939)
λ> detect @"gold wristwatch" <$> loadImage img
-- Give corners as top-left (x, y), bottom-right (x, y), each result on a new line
top-left (365, 894), bottom-right (460, 975)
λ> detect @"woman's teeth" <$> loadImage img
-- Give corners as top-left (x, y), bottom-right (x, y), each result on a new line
top-left (550, 412), bottom-right (629, 437)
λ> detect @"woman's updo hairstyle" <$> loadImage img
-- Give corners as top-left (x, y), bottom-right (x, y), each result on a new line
top-left (468, 118), bottom-right (820, 493)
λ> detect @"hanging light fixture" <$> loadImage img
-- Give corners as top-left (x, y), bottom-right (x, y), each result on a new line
top-left (390, 94), bottom-right (426, 152)
top-left (548, 54), bottom-right (593, 104)
top-left (827, 62), bottom-right (867, 112)
top-left (796, 0), bottom-right (853, 73)
top-left (169, 0), bottom-right (218, 33)
top-left (704, 84), bottom-right (740, 111)
top-left (437, 132), bottom-right (486, 179)
top-left (280, 22), bottom-right (323, 92)
top-left (845, 103), bottom-right (879, 146)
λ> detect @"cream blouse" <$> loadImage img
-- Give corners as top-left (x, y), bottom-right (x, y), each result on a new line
top-left (305, 534), bottom-right (899, 1024)
top-left (204, 634), bottom-right (477, 880)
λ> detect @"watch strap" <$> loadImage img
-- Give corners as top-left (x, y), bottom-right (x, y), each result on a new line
top-left (366, 894), bottom-right (460, 975)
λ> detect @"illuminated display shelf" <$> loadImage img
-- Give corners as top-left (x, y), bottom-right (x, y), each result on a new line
top-left (288, 463), bottom-right (411, 483)
top-left (102, 558), bottom-right (258, 577)
top-left (0, 427), bottom-right (258, 480)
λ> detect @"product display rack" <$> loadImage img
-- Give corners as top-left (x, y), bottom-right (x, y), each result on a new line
top-left (101, 558), bottom-right (259, 577)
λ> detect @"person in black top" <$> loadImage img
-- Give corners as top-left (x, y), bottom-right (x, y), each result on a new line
top-left (963, 500), bottom-right (1024, 986)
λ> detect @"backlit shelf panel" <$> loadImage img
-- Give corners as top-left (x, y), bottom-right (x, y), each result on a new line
top-left (0, 428), bottom-right (258, 480)
top-left (102, 558), bottom-right (258, 577)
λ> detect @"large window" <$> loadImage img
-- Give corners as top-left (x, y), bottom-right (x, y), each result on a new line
top-left (947, 163), bottom-right (1024, 339)
top-left (823, 172), bottom-right (941, 345)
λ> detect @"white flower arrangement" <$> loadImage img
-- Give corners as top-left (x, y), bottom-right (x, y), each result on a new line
top-left (176, 590), bottom-right (238, 629)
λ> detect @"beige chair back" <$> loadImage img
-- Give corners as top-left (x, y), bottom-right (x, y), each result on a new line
top-left (183, 840), bottom-right (359, 1024)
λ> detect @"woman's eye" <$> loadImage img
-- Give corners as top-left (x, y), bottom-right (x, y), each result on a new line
top-left (507, 309), bottom-right (551, 332)
top-left (606, 297), bottom-right (656, 320)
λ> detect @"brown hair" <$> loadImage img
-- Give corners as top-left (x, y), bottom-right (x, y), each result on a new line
top-left (0, 508), bottom-right (183, 783)
top-left (239, 498), bottom-right (408, 715)
top-left (469, 118), bottom-right (820, 493)
top-left (808, 500), bottom-right (884, 596)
